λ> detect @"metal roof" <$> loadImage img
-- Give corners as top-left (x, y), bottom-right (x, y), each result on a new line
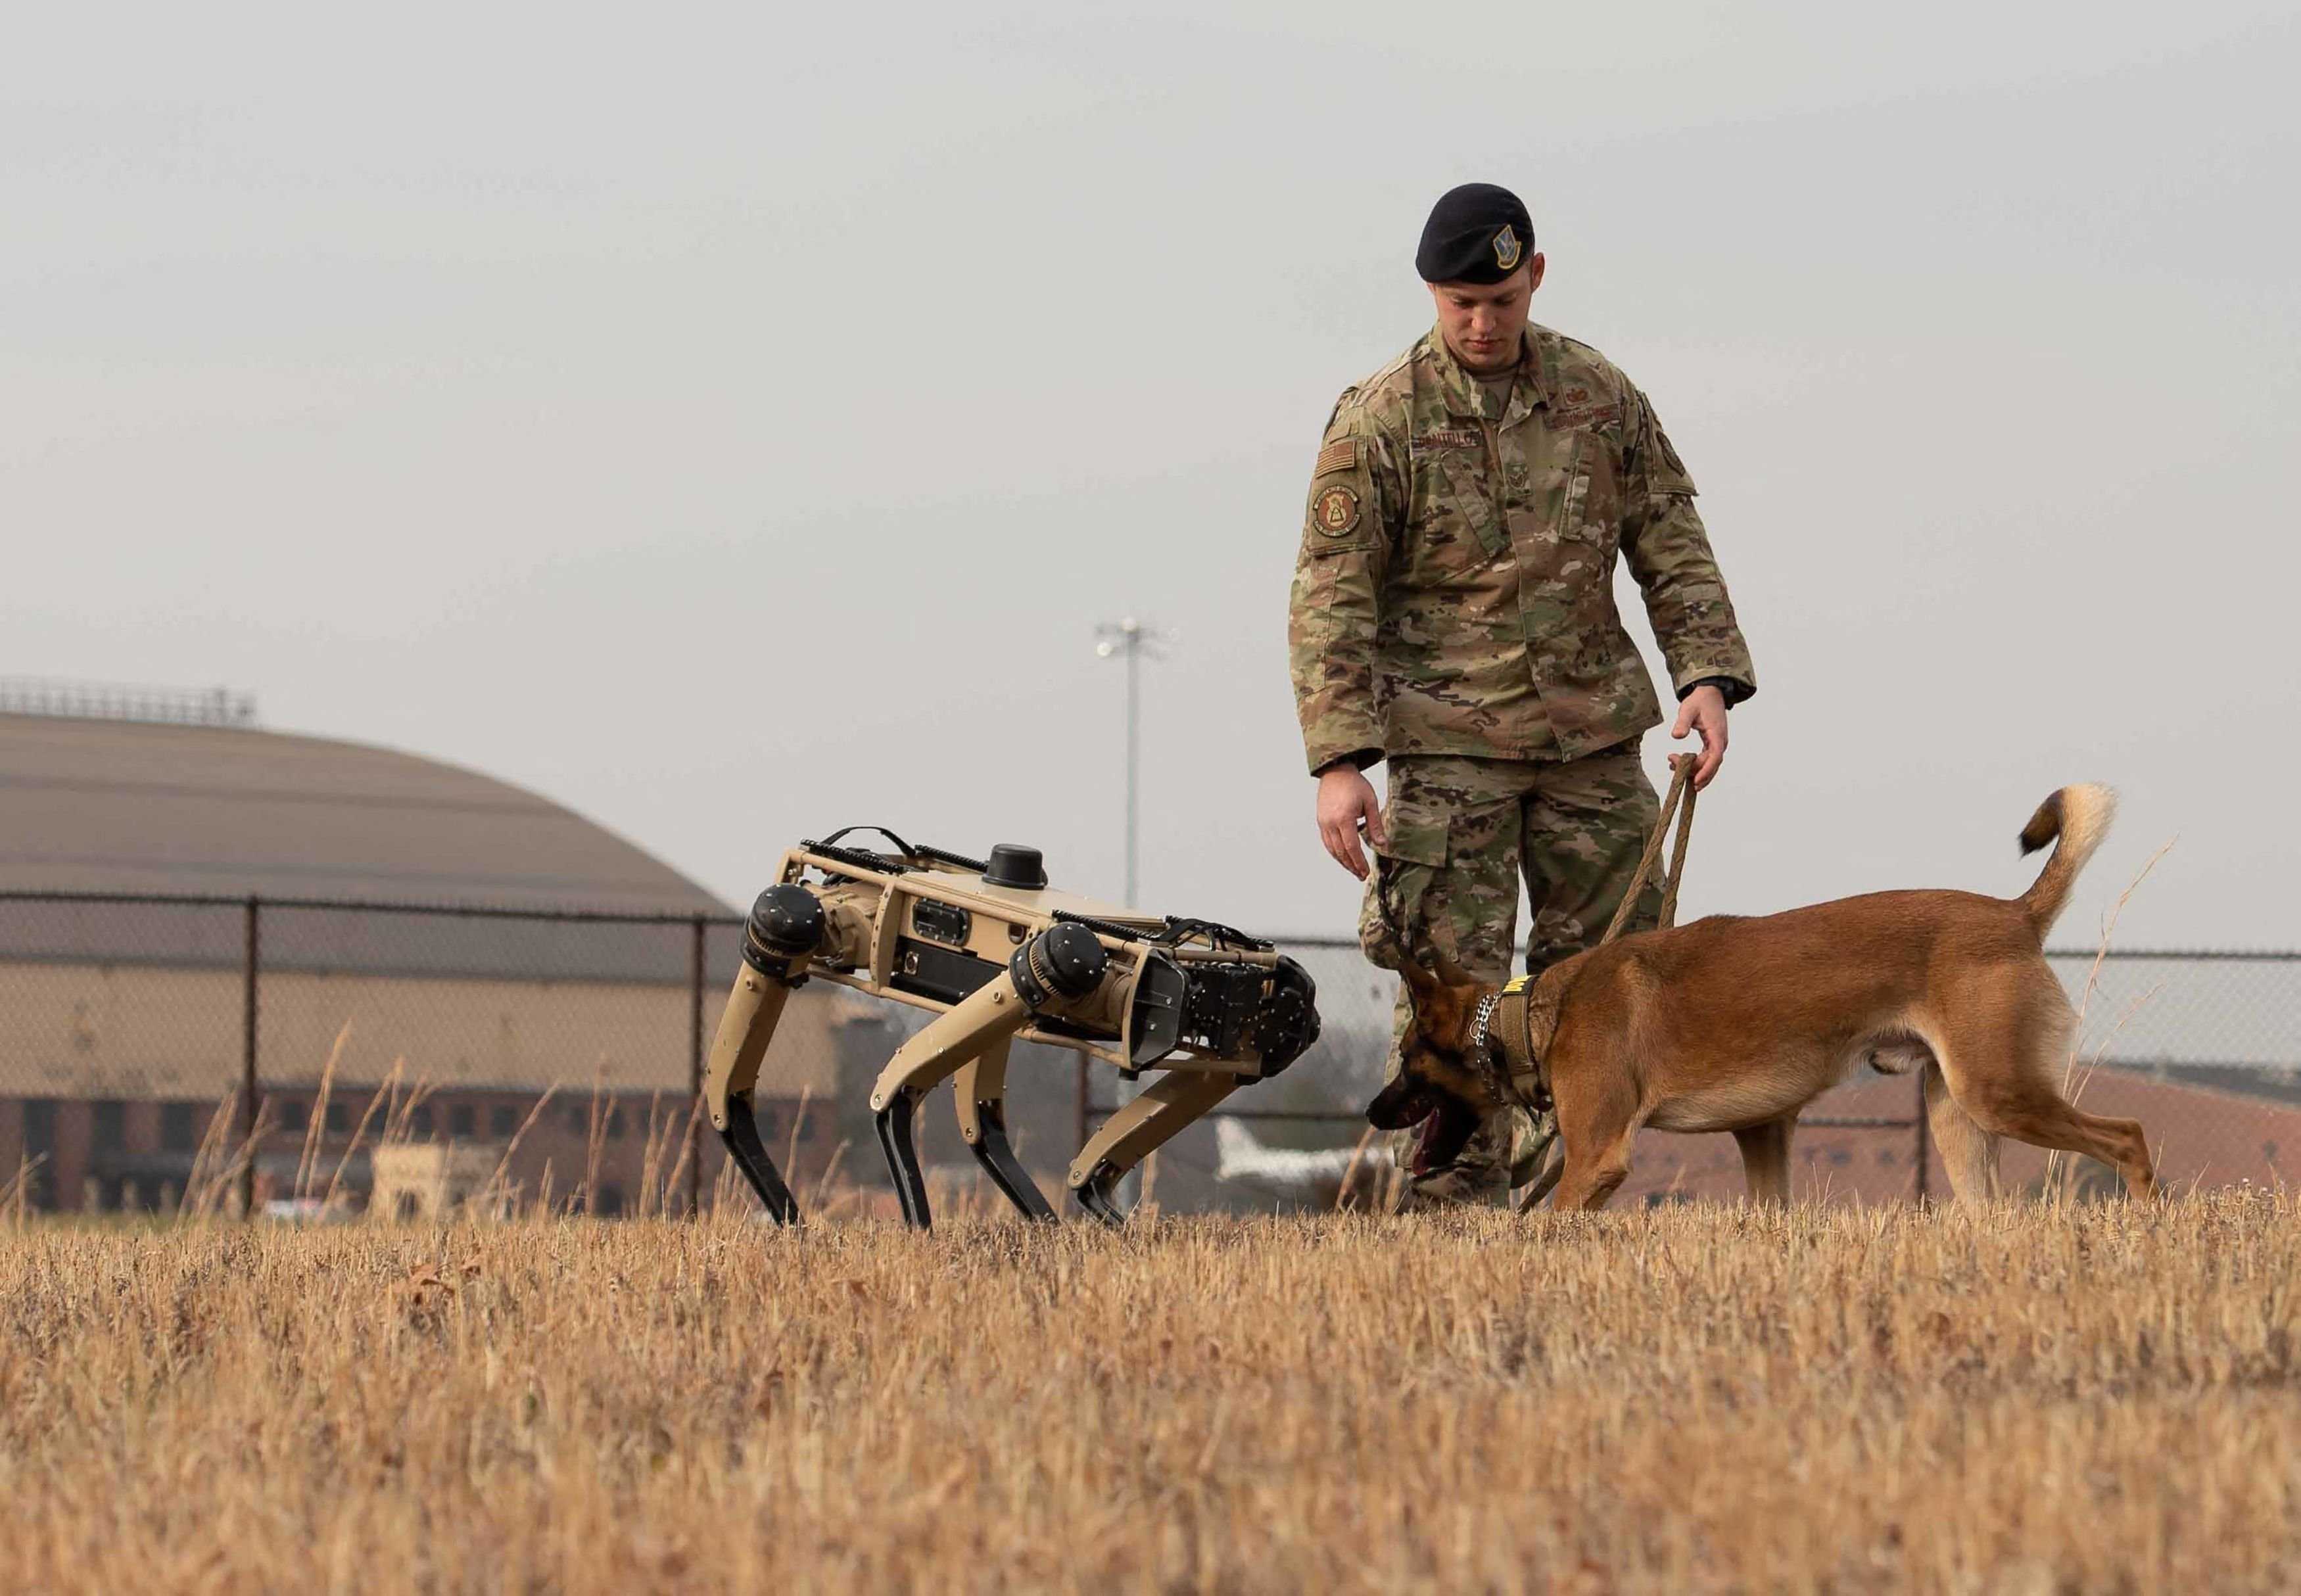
top-left (0, 712), bottom-right (727, 914)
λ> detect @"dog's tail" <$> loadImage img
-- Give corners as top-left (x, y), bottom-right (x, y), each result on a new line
top-left (2015, 784), bottom-right (2118, 937)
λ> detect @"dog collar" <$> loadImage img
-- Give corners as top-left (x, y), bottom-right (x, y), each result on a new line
top-left (1484, 984), bottom-right (1552, 1117)
top-left (1468, 989), bottom-right (1533, 1114)
top-left (1467, 991), bottom-right (1500, 1075)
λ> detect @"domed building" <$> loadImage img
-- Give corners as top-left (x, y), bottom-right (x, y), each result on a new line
top-left (0, 685), bottom-right (861, 1215)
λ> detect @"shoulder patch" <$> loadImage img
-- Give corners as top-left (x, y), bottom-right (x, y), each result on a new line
top-left (1312, 484), bottom-right (1362, 537)
top-left (1316, 438), bottom-right (1359, 476)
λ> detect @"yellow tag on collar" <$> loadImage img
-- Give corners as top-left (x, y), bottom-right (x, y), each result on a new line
top-left (1502, 975), bottom-right (1529, 995)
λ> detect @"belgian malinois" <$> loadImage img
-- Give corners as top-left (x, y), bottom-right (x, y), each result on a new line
top-left (1367, 785), bottom-right (2156, 1209)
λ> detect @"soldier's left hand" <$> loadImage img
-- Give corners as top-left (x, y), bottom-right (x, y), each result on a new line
top-left (1672, 684), bottom-right (1728, 789)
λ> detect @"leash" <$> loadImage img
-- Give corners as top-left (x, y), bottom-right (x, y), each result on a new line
top-left (1491, 753), bottom-right (1701, 1209)
top-left (1599, 751), bottom-right (1700, 946)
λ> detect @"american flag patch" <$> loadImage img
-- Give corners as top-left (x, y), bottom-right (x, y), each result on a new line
top-left (1316, 438), bottom-right (1358, 476)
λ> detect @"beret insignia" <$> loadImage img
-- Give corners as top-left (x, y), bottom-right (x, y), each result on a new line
top-left (1492, 225), bottom-right (1522, 271)
top-left (1313, 484), bottom-right (1362, 537)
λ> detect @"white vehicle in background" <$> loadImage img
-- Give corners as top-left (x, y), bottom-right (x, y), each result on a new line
top-left (1212, 1116), bottom-right (1390, 1209)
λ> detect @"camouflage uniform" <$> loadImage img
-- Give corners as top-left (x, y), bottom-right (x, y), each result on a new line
top-left (1289, 321), bottom-right (1755, 1204)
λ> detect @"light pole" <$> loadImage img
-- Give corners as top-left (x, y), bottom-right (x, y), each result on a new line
top-left (1089, 616), bottom-right (1168, 1170)
top-left (1093, 617), bottom-right (1168, 909)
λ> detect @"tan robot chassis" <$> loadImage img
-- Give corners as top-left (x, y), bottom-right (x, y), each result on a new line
top-left (703, 829), bottom-right (1320, 1227)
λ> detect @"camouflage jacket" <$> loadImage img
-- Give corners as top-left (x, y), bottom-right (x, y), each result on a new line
top-left (1288, 323), bottom-right (1755, 774)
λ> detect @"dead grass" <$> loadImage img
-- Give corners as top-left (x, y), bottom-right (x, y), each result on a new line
top-left (1, 1196), bottom-right (2296, 1593)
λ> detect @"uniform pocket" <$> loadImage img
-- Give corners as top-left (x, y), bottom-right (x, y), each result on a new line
top-left (1561, 432), bottom-right (1623, 546)
top-left (1408, 450), bottom-right (1508, 575)
top-left (1375, 802), bottom-right (1449, 868)
top-left (1360, 804), bottom-right (1448, 966)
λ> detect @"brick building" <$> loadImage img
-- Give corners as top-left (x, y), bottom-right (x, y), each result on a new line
top-left (0, 690), bottom-right (862, 1215)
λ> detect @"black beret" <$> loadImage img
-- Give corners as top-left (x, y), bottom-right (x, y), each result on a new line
top-left (1415, 183), bottom-right (1536, 285)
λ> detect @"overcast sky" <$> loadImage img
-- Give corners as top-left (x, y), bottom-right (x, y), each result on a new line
top-left (7, 1), bottom-right (2296, 951)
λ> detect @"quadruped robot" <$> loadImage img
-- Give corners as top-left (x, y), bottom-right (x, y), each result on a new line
top-left (703, 829), bottom-right (1321, 1227)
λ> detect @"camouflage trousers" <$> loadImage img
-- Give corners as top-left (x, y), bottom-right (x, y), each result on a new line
top-left (1358, 739), bottom-right (1665, 1208)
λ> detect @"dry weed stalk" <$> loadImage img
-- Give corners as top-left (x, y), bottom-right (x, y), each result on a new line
top-left (636, 1091), bottom-right (671, 1218)
top-left (580, 1069), bottom-right (611, 1215)
top-left (320, 1058), bottom-right (404, 1213)
top-left (475, 1084), bottom-right (561, 1217)
top-left (1333, 1123), bottom-right (1380, 1212)
top-left (181, 1089), bottom-right (271, 1220)
top-left (2, 1154), bottom-right (44, 1227)
top-left (379, 1068), bottom-right (438, 1146)
top-left (2044, 839), bottom-right (2173, 1197)
top-left (291, 1022), bottom-right (352, 1204)
top-left (658, 1094), bottom-right (706, 1216)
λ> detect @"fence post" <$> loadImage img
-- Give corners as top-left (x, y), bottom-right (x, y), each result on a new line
top-left (241, 895), bottom-right (260, 1221)
top-left (1912, 1069), bottom-right (1930, 1204)
top-left (688, 915), bottom-right (705, 1218)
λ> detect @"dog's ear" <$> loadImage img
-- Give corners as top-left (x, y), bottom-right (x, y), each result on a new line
top-left (1396, 956), bottom-right (1440, 1002)
top-left (1429, 947), bottom-right (1478, 993)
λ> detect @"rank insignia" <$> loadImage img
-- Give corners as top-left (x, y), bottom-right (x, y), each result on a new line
top-left (1502, 975), bottom-right (1529, 995)
top-left (1492, 225), bottom-right (1522, 271)
top-left (1314, 484), bottom-right (1362, 536)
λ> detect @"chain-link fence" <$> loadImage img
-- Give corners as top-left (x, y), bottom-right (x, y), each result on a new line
top-left (2, 892), bottom-right (2294, 1217)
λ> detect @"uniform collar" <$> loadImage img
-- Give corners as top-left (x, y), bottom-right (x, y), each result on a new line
top-left (1423, 323), bottom-right (1551, 426)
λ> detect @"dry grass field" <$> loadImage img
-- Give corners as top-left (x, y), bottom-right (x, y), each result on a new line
top-left (2, 1195), bottom-right (2296, 1594)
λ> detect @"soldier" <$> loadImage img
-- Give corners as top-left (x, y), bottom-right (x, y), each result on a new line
top-left (1288, 182), bottom-right (1756, 1208)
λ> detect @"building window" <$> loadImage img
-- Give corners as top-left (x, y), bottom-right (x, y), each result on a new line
top-left (490, 1104), bottom-right (517, 1139)
top-left (92, 1100), bottom-right (127, 1153)
top-left (410, 1104), bottom-right (434, 1138)
top-left (325, 1102), bottom-right (350, 1135)
top-left (594, 1183), bottom-right (624, 1218)
top-left (567, 1102), bottom-right (589, 1136)
top-left (279, 1099), bottom-right (308, 1133)
top-left (448, 1104), bottom-right (475, 1139)
top-left (604, 1107), bottom-right (625, 1142)
top-left (160, 1102), bottom-right (197, 1153)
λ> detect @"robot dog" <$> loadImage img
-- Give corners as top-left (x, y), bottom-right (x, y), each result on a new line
top-left (703, 828), bottom-right (1320, 1227)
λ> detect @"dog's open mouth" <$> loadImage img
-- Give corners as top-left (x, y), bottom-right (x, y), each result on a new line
top-left (1409, 1094), bottom-right (1480, 1177)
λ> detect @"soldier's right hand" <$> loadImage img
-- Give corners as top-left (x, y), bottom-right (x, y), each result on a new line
top-left (1316, 766), bottom-right (1387, 880)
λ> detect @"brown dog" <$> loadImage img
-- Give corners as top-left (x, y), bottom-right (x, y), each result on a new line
top-left (1366, 784), bottom-right (2156, 1209)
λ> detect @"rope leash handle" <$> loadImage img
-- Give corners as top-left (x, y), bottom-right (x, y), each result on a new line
top-left (1597, 753), bottom-right (1699, 947)
top-left (1655, 758), bottom-right (1699, 932)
